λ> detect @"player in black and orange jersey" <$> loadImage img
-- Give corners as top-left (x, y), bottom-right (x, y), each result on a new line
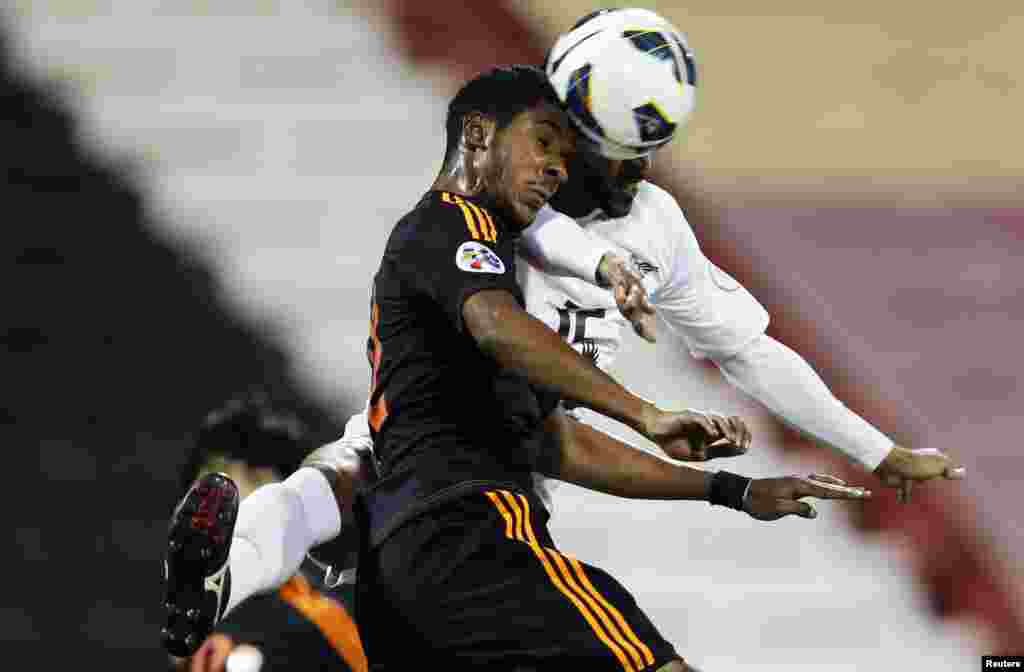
top-left (161, 65), bottom-right (871, 672)
top-left (350, 64), bottom-right (871, 672)
top-left (164, 394), bottom-right (366, 672)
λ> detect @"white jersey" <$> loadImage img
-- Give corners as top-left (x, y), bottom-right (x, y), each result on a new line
top-left (518, 181), bottom-right (770, 508)
top-left (519, 181), bottom-right (769, 373)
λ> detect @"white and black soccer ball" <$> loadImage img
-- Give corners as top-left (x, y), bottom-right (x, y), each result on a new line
top-left (546, 8), bottom-right (697, 160)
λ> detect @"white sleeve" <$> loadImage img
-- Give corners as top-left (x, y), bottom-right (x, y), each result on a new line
top-left (518, 205), bottom-right (612, 283)
top-left (645, 185), bottom-right (769, 360)
top-left (713, 333), bottom-right (894, 470)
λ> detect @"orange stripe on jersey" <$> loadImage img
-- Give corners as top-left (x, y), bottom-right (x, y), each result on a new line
top-left (464, 200), bottom-right (497, 243)
top-left (441, 191), bottom-right (480, 240)
top-left (489, 491), bottom-right (636, 672)
top-left (543, 547), bottom-right (646, 670)
top-left (452, 194), bottom-right (487, 241)
top-left (278, 574), bottom-right (368, 672)
top-left (367, 302), bottom-right (388, 432)
top-left (567, 555), bottom-right (656, 667)
top-left (511, 491), bottom-right (649, 671)
top-left (484, 491), bottom-right (515, 540)
top-left (478, 205), bottom-right (499, 243)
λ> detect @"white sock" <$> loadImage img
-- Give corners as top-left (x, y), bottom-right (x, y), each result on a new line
top-left (223, 467), bottom-right (342, 615)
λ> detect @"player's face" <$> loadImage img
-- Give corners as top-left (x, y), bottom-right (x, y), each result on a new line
top-left (486, 102), bottom-right (576, 230)
top-left (576, 141), bottom-right (654, 218)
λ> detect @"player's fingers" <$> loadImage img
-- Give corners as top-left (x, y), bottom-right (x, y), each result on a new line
top-left (632, 311), bottom-right (657, 343)
top-left (667, 437), bottom-right (709, 461)
top-left (705, 438), bottom-right (746, 460)
top-left (725, 415), bottom-right (751, 453)
top-left (797, 477), bottom-right (871, 500)
top-left (684, 410), bottom-right (719, 439)
top-left (806, 475), bottom-right (847, 485)
top-left (630, 315), bottom-right (655, 344)
top-left (734, 415), bottom-right (753, 451)
top-left (879, 471), bottom-right (903, 488)
top-left (773, 499), bottom-right (818, 519)
top-left (912, 450), bottom-right (966, 480)
top-left (623, 285), bottom-right (651, 319)
top-left (707, 413), bottom-right (732, 440)
top-left (907, 448), bottom-right (964, 481)
top-left (898, 479), bottom-right (913, 504)
top-left (707, 415), bottom-right (745, 456)
top-left (614, 284), bottom-right (627, 308)
top-left (619, 283), bottom-right (637, 309)
top-left (633, 285), bottom-right (655, 315)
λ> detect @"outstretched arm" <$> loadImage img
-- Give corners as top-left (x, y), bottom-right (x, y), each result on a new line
top-left (713, 334), bottom-right (963, 500)
top-left (639, 182), bottom-right (963, 501)
top-left (536, 407), bottom-right (870, 519)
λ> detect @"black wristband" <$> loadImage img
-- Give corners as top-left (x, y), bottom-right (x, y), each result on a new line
top-left (708, 470), bottom-right (752, 510)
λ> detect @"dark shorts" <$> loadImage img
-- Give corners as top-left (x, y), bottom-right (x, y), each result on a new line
top-left (355, 488), bottom-right (679, 671)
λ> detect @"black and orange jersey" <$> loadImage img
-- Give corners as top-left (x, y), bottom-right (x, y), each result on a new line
top-left (213, 571), bottom-right (367, 672)
top-left (362, 190), bottom-right (557, 548)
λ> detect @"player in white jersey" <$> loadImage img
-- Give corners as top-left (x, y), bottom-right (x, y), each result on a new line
top-left (521, 146), bottom-right (964, 493)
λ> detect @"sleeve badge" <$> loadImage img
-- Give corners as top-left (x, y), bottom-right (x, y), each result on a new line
top-left (455, 241), bottom-right (506, 274)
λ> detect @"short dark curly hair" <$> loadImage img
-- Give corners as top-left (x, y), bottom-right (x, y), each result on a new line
top-left (442, 64), bottom-right (561, 165)
top-left (179, 392), bottom-right (310, 492)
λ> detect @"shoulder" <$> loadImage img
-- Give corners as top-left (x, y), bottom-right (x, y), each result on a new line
top-left (386, 193), bottom-right (504, 262)
top-left (626, 182), bottom-right (706, 295)
top-left (389, 193), bottom-right (466, 243)
top-left (628, 181), bottom-right (702, 271)
top-left (634, 182), bottom-right (693, 237)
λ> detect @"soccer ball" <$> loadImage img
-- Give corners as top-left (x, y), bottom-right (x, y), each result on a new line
top-left (545, 8), bottom-right (697, 160)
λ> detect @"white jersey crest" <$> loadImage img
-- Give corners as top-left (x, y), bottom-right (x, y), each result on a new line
top-left (519, 181), bottom-right (769, 374)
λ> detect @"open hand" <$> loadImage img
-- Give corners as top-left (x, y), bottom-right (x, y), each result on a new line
top-left (744, 474), bottom-right (871, 521)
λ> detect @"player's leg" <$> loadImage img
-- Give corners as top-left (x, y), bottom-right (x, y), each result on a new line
top-left (162, 473), bottom-right (239, 656)
top-left (357, 488), bottom-right (684, 670)
top-left (162, 467), bottom-right (342, 655)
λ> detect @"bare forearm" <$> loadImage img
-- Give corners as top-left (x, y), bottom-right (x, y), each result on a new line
top-left (465, 289), bottom-right (655, 435)
top-left (541, 411), bottom-right (713, 500)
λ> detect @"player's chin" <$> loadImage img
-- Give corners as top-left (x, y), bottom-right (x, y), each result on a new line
top-left (507, 201), bottom-right (540, 230)
top-left (603, 190), bottom-right (637, 218)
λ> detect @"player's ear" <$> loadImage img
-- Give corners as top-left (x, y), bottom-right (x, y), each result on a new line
top-left (462, 112), bottom-right (494, 152)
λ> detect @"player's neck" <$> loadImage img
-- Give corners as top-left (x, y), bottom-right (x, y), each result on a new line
top-left (432, 154), bottom-right (485, 200)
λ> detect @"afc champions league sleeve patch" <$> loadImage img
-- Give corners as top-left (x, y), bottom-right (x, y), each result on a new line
top-left (455, 241), bottom-right (506, 274)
